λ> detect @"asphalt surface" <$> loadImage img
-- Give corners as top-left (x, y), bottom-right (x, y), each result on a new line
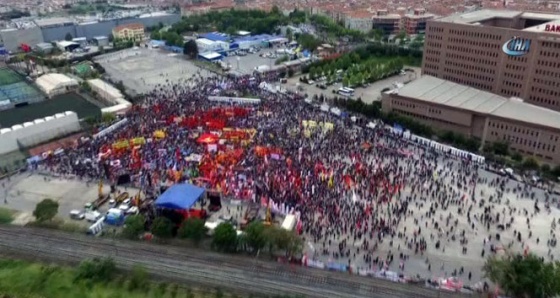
top-left (0, 225), bottom-right (463, 298)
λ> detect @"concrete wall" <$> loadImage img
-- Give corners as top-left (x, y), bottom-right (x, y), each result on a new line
top-left (0, 111), bottom-right (81, 155)
top-left (0, 27), bottom-right (44, 52)
top-left (76, 22), bottom-right (115, 40)
top-left (41, 24), bottom-right (77, 43)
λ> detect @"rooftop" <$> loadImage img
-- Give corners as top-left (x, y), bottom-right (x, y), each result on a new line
top-left (396, 76), bottom-right (560, 129)
top-left (436, 9), bottom-right (560, 24)
top-left (34, 17), bottom-right (74, 27)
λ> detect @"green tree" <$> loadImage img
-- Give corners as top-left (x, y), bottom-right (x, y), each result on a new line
top-left (33, 198), bottom-right (58, 222)
top-left (212, 222), bottom-right (237, 252)
top-left (483, 253), bottom-right (560, 298)
top-left (244, 221), bottom-right (267, 253)
top-left (512, 153), bottom-right (523, 162)
top-left (178, 217), bottom-right (207, 245)
top-left (522, 157), bottom-right (539, 171)
top-left (151, 217), bottom-right (174, 239)
top-left (64, 32), bottom-right (73, 41)
top-left (183, 40), bottom-right (198, 58)
top-left (122, 214), bottom-right (145, 240)
top-left (101, 113), bottom-right (116, 124)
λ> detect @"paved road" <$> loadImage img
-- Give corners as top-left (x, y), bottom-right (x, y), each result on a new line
top-left (0, 226), bottom-right (463, 298)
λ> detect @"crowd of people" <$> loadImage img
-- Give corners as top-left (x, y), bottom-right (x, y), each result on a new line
top-left (37, 72), bottom-right (560, 287)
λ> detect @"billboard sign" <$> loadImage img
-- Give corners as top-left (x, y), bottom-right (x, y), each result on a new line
top-left (502, 37), bottom-right (531, 56)
top-left (545, 24), bottom-right (560, 33)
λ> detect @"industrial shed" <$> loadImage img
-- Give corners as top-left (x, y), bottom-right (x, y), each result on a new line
top-left (36, 73), bottom-right (78, 98)
top-left (87, 78), bottom-right (131, 114)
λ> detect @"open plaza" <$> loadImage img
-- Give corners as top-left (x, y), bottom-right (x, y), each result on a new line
top-left (95, 48), bottom-right (212, 96)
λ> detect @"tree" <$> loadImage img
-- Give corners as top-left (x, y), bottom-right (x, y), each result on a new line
top-left (122, 214), bottom-right (145, 240)
top-left (244, 221), bottom-right (267, 253)
top-left (33, 199), bottom-right (58, 222)
top-left (151, 217), bottom-right (174, 239)
top-left (483, 253), bottom-right (560, 298)
top-left (183, 39), bottom-right (198, 59)
top-left (212, 222), bottom-right (237, 252)
top-left (522, 157), bottom-right (539, 171)
top-left (64, 32), bottom-right (73, 41)
top-left (178, 217), bottom-right (207, 245)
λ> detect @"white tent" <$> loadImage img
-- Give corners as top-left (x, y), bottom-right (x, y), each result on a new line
top-left (36, 73), bottom-right (78, 97)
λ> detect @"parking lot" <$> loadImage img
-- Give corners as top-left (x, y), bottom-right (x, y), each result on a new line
top-left (2, 173), bottom-right (134, 225)
top-left (286, 67), bottom-right (421, 104)
top-left (95, 48), bottom-right (212, 96)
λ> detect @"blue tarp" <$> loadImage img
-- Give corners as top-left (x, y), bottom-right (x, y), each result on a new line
top-left (201, 32), bottom-right (230, 42)
top-left (155, 183), bottom-right (205, 210)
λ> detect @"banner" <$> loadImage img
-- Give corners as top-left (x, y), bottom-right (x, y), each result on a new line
top-left (94, 118), bottom-right (128, 139)
top-left (131, 137), bottom-right (146, 146)
top-left (208, 96), bottom-right (261, 104)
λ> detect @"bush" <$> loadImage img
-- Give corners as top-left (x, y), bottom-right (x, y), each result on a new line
top-left (151, 217), bottom-right (174, 239)
top-left (127, 265), bottom-right (148, 291)
top-left (512, 153), bottom-right (523, 162)
top-left (0, 208), bottom-right (14, 224)
top-left (74, 258), bottom-right (116, 283)
top-left (178, 218), bottom-right (207, 244)
top-left (121, 214), bottom-right (145, 240)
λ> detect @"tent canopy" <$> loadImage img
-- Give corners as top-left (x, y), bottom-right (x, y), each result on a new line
top-left (155, 184), bottom-right (205, 210)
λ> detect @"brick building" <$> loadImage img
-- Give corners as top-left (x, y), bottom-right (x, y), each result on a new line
top-left (382, 76), bottom-right (560, 163)
top-left (422, 10), bottom-right (560, 111)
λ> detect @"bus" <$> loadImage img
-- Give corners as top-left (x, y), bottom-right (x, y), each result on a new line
top-left (338, 87), bottom-right (354, 97)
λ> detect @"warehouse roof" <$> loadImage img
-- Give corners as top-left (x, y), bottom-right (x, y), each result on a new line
top-left (34, 17), bottom-right (74, 27)
top-left (436, 9), bottom-right (560, 25)
top-left (36, 73), bottom-right (78, 96)
top-left (396, 76), bottom-right (560, 129)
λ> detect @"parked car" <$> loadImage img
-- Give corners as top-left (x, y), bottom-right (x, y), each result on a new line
top-left (69, 210), bottom-right (85, 220)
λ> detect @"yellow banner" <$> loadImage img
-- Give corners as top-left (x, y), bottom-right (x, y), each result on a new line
top-left (153, 130), bottom-right (166, 139)
top-left (112, 140), bottom-right (130, 150)
top-left (131, 137), bottom-right (146, 146)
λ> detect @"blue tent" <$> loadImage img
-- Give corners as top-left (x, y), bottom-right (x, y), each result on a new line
top-left (155, 184), bottom-right (205, 210)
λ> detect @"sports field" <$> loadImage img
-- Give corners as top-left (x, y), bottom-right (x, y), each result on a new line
top-left (0, 68), bottom-right (43, 104)
top-left (0, 68), bottom-right (22, 86)
top-left (0, 92), bottom-right (101, 128)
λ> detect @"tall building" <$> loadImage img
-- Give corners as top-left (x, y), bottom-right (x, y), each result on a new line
top-left (422, 10), bottom-right (560, 111)
top-left (372, 10), bottom-right (401, 35)
top-left (403, 9), bottom-right (434, 35)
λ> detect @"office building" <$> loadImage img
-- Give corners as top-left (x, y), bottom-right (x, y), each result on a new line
top-left (422, 10), bottom-right (560, 111)
top-left (372, 10), bottom-right (401, 35)
top-left (402, 9), bottom-right (435, 35)
top-left (382, 76), bottom-right (560, 163)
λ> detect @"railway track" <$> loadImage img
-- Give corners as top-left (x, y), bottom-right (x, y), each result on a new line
top-left (0, 226), bottom-right (462, 297)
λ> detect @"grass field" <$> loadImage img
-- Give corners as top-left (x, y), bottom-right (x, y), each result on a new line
top-left (0, 92), bottom-right (101, 128)
top-left (0, 68), bottom-right (23, 86)
top-left (0, 258), bottom-right (293, 298)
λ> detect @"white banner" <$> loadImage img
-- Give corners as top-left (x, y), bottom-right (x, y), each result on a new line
top-left (94, 118), bottom-right (128, 139)
top-left (207, 96), bottom-right (261, 104)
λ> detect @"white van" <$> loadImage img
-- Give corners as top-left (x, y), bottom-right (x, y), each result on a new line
top-left (69, 210), bottom-right (85, 220)
top-left (85, 211), bottom-right (101, 222)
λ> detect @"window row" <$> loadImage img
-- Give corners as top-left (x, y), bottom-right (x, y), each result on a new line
top-left (445, 60), bottom-right (495, 75)
top-left (535, 69), bottom-right (560, 78)
top-left (446, 45), bottom-right (500, 57)
top-left (442, 75), bottom-right (492, 91)
top-left (492, 132), bottom-right (557, 153)
top-left (529, 95), bottom-right (558, 107)
top-left (500, 88), bottom-right (520, 98)
top-left (445, 53), bottom-right (497, 66)
top-left (532, 78), bottom-right (560, 88)
top-left (448, 30), bottom-right (500, 40)
top-left (443, 67), bottom-right (495, 85)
